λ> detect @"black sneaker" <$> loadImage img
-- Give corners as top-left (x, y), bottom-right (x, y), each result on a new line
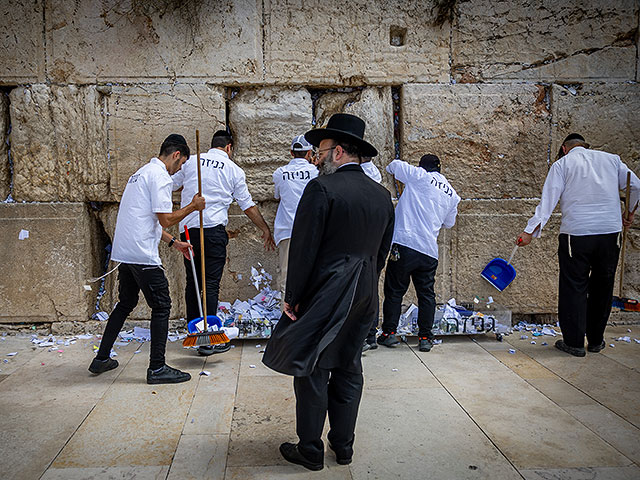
top-left (377, 333), bottom-right (400, 347)
top-left (197, 343), bottom-right (231, 356)
top-left (555, 339), bottom-right (586, 357)
top-left (146, 365), bottom-right (191, 384)
top-left (362, 342), bottom-right (372, 353)
top-left (329, 444), bottom-right (352, 465)
top-left (587, 340), bottom-right (606, 353)
top-left (418, 337), bottom-right (433, 352)
top-left (88, 357), bottom-right (119, 374)
top-left (279, 442), bottom-right (323, 471)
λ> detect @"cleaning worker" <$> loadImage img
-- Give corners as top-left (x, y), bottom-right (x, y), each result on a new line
top-left (375, 154), bottom-right (460, 352)
top-left (89, 134), bottom-right (205, 384)
top-left (517, 133), bottom-right (639, 357)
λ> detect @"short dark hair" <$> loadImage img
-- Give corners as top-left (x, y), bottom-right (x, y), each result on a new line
top-left (419, 154), bottom-right (441, 172)
top-left (211, 130), bottom-right (233, 149)
top-left (292, 150), bottom-right (307, 158)
top-left (159, 134), bottom-right (190, 158)
top-left (335, 140), bottom-right (361, 159)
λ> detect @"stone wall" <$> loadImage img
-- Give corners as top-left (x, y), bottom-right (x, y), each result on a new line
top-left (0, 0), bottom-right (638, 328)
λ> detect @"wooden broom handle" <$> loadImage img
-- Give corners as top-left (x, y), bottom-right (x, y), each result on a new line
top-left (619, 171), bottom-right (631, 297)
top-left (196, 130), bottom-right (207, 319)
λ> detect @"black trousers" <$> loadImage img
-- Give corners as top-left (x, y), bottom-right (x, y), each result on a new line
top-left (181, 225), bottom-right (228, 321)
top-left (558, 233), bottom-right (620, 348)
top-left (294, 366), bottom-right (364, 462)
top-left (96, 263), bottom-right (171, 370)
top-left (381, 244), bottom-right (438, 338)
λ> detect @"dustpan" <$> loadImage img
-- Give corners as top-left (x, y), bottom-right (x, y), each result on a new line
top-left (187, 315), bottom-right (222, 334)
top-left (481, 245), bottom-right (518, 292)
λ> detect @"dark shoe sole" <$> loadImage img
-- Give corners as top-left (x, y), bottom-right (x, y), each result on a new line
top-left (197, 343), bottom-right (231, 356)
top-left (377, 335), bottom-right (400, 348)
top-left (555, 339), bottom-right (586, 357)
top-left (88, 358), bottom-right (119, 374)
top-left (587, 341), bottom-right (606, 353)
top-left (279, 443), bottom-right (323, 471)
top-left (329, 444), bottom-right (352, 465)
top-left (147, 374), bottom-right (191, 385)
top-left (419, 344), bottom-right (433, 352)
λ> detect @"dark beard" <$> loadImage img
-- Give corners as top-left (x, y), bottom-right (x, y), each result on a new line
top-left (318, 151), bottom-right (337, 176)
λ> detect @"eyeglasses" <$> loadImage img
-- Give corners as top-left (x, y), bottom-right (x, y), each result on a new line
top-left (312, 146), bottom-right (336, 159)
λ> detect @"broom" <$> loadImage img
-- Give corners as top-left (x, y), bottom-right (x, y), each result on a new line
top-left (183, 130), bottom-right (229, 348)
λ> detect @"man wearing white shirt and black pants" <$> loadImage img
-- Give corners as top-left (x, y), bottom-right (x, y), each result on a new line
top-left (273, 135), bottom-right (319, 294)
top-left (518, 133), bottom-right (639, 357)
top-left (89, 134), bottom-right (205, 384)
top-left (173, 130), bottom-right (276, 355)
top-left (360, 157), bottom-right (382, 183)
top-left (377, 155), bottom-right (460, 352)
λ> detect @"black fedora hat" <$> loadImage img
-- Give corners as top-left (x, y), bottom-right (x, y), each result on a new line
top-left (305, 113), bottom-right (378, 157)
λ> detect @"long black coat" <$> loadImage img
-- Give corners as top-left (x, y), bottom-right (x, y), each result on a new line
top-left (263, 164), bottom-right (394, 376)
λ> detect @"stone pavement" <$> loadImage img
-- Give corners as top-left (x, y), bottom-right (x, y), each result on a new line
top-left (0, 325), bottom-right (639, 480)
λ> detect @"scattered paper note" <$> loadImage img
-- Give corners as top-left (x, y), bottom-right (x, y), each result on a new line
top-left (18, 229), bottom-right (29, 240)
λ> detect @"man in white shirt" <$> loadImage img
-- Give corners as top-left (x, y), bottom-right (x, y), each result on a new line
top-left (89, 134), bottom-right (205, 384)
top-left (172, 130), bottom-right (276, 355)
top-left (518, 133), bottom-right (639, 357)
top-left (273, 135), bottom-right (319, 293)
top-left (377, 154), bottom-right (460, 352)
top-left (360, 156), bottom-right (382, 183)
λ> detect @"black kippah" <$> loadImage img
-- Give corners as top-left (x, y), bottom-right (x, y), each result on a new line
top-left (563, 133), bottom-right (585, 143)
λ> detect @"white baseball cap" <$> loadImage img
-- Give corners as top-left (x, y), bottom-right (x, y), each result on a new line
top-left (291, 134), bottom-right (313, 151)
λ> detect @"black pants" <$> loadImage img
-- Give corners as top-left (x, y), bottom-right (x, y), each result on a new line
top-left (96, 263), bottom-right (171, 370)
top-left (181, 225), bottom-right (228, 321)
top-left (294, 366), bottom-right (364, 462)
top-left (558, 233), bottom-right (620, 348)
top-left (381, 244), bottom-right (438, 338)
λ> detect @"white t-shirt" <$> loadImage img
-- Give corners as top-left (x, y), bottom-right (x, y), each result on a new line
top-left (111, 158), bottom-right (173, 265)
top-left (525, 146), bottom-right (640, 237)
top-left (361, 161), bottom-right (382, 183)
top-left (172, 148), bottom-right (255, 231)
top-left (273, 158), bottom-right (319, 245)
top-left (387, 160), bottom-right (460, 260)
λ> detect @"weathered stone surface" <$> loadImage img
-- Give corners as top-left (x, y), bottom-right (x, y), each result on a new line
top-left (9, 85), bottom-right (108, 202)
top-left (550, 83), bottom-right (640, 175)
top-left (109, 84), bottom-right (225, 198)
top-left (453, 0), bottom-right (638, 83)
top-left (45, 0), bottom-right (262, 83)
top-left (315, 87), bottom-right (395, 191)
top-left (401, 84), bottom-right (551, 199)
top-left (0, 0), bottom-right (45, 83)
top-left (452, 199), bottom-right (561, 314)
top-left (0, 203), bottom-right (95, 323)
top-left (619, 227), bottom-right (640, 302)
top-left (0, 92), bottom-right (9, 201)
top-left (229, 88), bottom-right (312, 202)
top-left (264, 0), bottom-right (449, 85)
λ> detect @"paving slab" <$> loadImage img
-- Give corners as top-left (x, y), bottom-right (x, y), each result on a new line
top-left (423, 340), bottom-right (631, 469)
top-left (51, 341), bottom-right (202, 468)
top-left (524, 378), bottom-right (597, 408)
top-left (241, 339), bottom-right (286, 377)
top-left (182, 342), bottom-right (241, 435)
top-left (351, 387), bottom-right (521, 480)
top-left (226, 374), bottom-right (296, 467)
top-left (41, 466), bottom-right (169, 480)
top-left (362, 341), bottom-right (440, 389)
top-left (225, 464), bottom-right (351, 479)
top-left (520, 466), bottom-right (640, 480)
top-left (166, 434), bottom-right (228, 480)
top-left (0, 335), bottom-right (47, 375)
top-left (492, 350), bottom-right (557, 380)
top-left (0, 338), bottom-right (129, 480)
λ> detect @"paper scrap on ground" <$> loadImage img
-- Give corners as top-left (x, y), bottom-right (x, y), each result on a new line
top-left (18, 229), bottom-right (29, 240)
top-left (199, 370), bottom-right (211, 376)
top-left (616, 336), bottom-right (631, 343)
top-left (6, 352), bottom-right (17, 356)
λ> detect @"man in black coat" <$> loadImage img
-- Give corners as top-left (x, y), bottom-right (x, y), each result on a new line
top-left (262, 114), bottom-right (395, 471)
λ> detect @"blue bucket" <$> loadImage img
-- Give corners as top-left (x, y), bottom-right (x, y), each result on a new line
top-left (187, 315), bottom-right (222, 334)
top-left (481, 246), bottom-right (518, 292)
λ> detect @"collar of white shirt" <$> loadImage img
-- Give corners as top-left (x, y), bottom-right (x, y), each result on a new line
top-left (338, 162), bottom-right (360, 169)
top-left (207, 148), bottom-right (230, 160)
top-left (150, 157), bottom-right (169, 173)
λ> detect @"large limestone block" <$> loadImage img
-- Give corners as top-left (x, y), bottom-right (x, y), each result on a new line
top-left (0, 0), bottom-right (45, 83)
top-left (0, 203), bottom-right (95, 323)
top-left (619, 227), bottom-right (640, 301)
top-left (401, 84), bottom-right (550, 199)
top-left (452, 200), bottom-right (561, 314)
top-left (0, 93), bottom-right (9, 201)
top-left (263, 0), bottom-right (449, 85)
top-left (453, 0), bottom-right (637, 83)
top-left (9, 85), bottom-right (108, 202)
top-left (229, 88), bottom-right (312, 202)
top-left (45, 0), bottom-right (262, 83)
top-left (219, 202), bottom-right (279, 304)
top-left (315, 87), bottom-right (395, 191)
top-left (550, 84), bottom-right (640, 175)
top-left (109, 84), bottom-right (225, 197)
top-left (94, 203), bottom-right (187, 321)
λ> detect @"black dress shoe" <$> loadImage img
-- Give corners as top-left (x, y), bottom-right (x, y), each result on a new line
top-left (146, 365), bottom-right (191, 384)
top-left (279, 442), bottom-right (323, 471)
top-left (555, 339), bottom-right (586, 357)
top-left (329, 443), bottom-right (352, 465)
top-left (587, 340), bottom-right (606, 353)
top-left (88, 357), bottom-right (119, 374)
top-left (197, 343), bottom-right (231, 356)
